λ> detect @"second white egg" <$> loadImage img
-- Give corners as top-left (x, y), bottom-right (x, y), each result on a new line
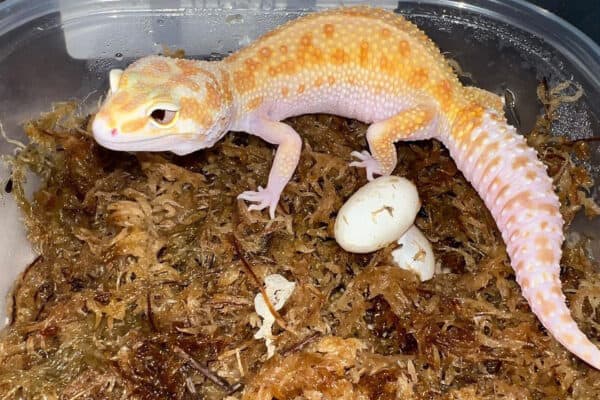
top-left (334, 176), bottom-right (421, 253)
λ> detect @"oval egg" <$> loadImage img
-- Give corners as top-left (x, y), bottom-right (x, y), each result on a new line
top-left (334, 176), bottom-right (421, 253)
top-left (391, 225), bottom-right (435, 281)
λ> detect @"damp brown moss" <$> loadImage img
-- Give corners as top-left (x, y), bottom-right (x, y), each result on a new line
top-left (0, 82), bottom-right (599, 399)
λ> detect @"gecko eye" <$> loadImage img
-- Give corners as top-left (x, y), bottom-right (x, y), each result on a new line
top-left (149, 108), bottom-right (178, 127)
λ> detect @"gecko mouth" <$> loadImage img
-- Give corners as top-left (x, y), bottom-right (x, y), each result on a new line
top-left (93, 133), bottom-right (198, 154)
top-left (92, 116), bottom-right (193, 152)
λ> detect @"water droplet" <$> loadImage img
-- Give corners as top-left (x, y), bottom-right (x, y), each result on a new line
top-left (226, 14), bottom-right (244, 24)
top-left (115, 52), bottom-right (123, 61)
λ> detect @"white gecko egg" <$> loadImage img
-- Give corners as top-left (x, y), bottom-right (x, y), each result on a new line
top-left (391, 225), bottom-right (435, 281)
top-left (334, 176), bottom-right (421, 253)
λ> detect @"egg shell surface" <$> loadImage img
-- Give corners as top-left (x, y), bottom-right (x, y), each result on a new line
top-left (391, 225), bottom-right (435, 281)
top-left (334, 176), bottom-right (421, 253)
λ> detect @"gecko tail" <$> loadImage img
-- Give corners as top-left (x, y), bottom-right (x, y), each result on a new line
top-left (443, 106), bottom-right (600, 369)
top-left (524, 281), bottom-right (600, 368)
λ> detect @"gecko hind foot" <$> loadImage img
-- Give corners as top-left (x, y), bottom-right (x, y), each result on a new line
top-left (349, 150), bottom-right (384, 181)
top-left (238, 186), bottom-right (279, 219)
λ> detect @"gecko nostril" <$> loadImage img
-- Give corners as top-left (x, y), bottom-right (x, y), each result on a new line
top-left (111, 128), bottom-right (118, 137)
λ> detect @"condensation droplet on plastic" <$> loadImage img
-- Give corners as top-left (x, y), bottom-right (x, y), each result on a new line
top-left (114, 52), bottom-right (123, 61)
top-left (226, 14), bottom-right (244, 24)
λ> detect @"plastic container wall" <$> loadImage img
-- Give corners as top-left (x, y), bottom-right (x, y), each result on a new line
top-left (1, 0), bottom-right (599, 324)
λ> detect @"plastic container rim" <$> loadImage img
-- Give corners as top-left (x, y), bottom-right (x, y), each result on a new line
top-left (0, 0), bottom-right (599, 97)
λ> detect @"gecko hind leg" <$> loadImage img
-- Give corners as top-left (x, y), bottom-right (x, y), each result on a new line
top-left (350, 105), bottom-right (438, 180)
top-left (237, 118), bottom-right (303, 219)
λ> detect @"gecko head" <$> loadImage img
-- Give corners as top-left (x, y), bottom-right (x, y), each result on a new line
top-left (92, 55), bottom-right (232, 156)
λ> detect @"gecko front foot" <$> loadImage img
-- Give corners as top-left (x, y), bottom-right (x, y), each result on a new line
top-left (238, 186), bottom-right (280, 219)
top-left (349, 150), bottom-right (383, 181)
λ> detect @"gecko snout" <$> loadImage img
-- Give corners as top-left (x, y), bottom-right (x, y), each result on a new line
top-left (92, 117), bottom-right (117, 143)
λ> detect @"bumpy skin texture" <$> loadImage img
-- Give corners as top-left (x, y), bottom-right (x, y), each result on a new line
top-left (92, 7), bottom-right (600, 368)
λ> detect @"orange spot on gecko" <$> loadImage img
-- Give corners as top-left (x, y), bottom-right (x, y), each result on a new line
top-left (281, 86), bottom-right (289, 97)
top-left (470, 132), bottom-right (489, 150)
top-left (550, 286), bottom-right (562, 296)
top-left (180, 97), bottom-right (213, 128)
top-left (175, 59), bottom-right (201, 76)
top-left (408, 68), bottom-right (428, 88)
top-left (259, 47), bottom-right (272, 59)
top-left (560, 313), bottom-right (572, 324)
top-left (526, 170), bottom-right (537, 181)
top-left (219, 69), bottom-right (233, 104)
top-left (540, 221), bottom-right (549, 230)
top-left (433, 80), bottom-right (453, 109)
top-left (282, 60), bottom-right (296, 74)
top-left (308, 46), bottom-right (324, 64)
top-left (563, 333), bottom-right (576, 345)
top-left (535, 292), bottom-right (545, 304)
top-left (379, 55), bottom-right (393, 73)
top-left (452, 104), bottom-right (486, 142)
top-left (148, 60), bottom-right (171, 74)
top-left (537, 203), bottom-right (559, 216)
top-left (297, 84), bottom-right (305, 94)
top-left (122, 118), bottom-right (147, 133)
top-left (323, 23), bottom-right (335, 38)
top-left (398, 40), bottom-right (411, 57)
top-left (520, 277), bottom-right (530, 289)
top-left (359, 41), bottom-right (369, 67)
top-left (328, 75), bottom-right (336, 85)
top-left (233, 70), bottom-right (256, 93)
top-left (268, 66), bottom-right (277, 76)
top-left (538, 248), bottom-right (555, 264)
top-left (380, 28), bottom-right (391, 38)
top-left (314, 77), bottom-right (325, 88)
top-left (535, 236), bottom-right (550, 248)
top-left (171, 75), bottom-right (201, 91)
top-left (205, 83), bottom-right (220, 110)
top-left (279, 45), bottom-right (288, 54)
top-left (247, 97), bottom-right (263, 111)
top-left (244, 58), bottom-right (260, 72)
top-left (540, 299), bottom-right (557, 316)
top-left (331, 48), bottom-right (347, 65)
top-left (512, 156), bottom-right (529, 170)
top-left (300, 33), bottom-right (312, 47)
top-left (503, 191), bottom-right (531, 211)
top-left (484, 141), bottom-right (500, 155)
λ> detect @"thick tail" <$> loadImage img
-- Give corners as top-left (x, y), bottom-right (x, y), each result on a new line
top-left (442, 106), bottom-right (600, 369)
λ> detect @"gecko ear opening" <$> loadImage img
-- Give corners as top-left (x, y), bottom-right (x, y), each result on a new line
top-left (109, 69), bottom-right (123, 94)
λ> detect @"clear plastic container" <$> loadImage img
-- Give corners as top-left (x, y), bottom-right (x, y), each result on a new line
top-left (1, 0), bottom-right (599, 324)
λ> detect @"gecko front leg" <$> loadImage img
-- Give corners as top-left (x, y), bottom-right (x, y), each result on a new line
top-left (237, 117), bottom-right (302, 218)
top-left (351, 106), bottom-right (438, 179)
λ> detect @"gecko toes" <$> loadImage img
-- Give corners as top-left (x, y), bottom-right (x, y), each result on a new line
top-left (349, 150), bottom-right (383, 181)
top-left (239, 186), bottom-right (279, 219)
